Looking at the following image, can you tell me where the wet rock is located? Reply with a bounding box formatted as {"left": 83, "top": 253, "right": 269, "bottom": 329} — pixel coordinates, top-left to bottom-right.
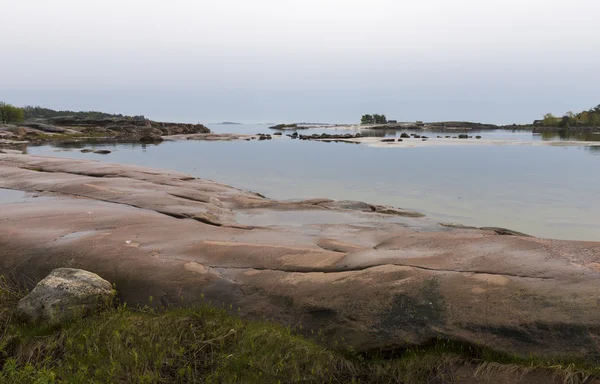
{"left": 476, "top": 136, "right": 482, "bottom": 139}
{"left": 397, "top": 138, "right": 403, "bottom": 142}
{"left": 16, "top": 268, "right": 114, "bottom": 325}
{"left": 400, "top": 133, "right": 410, "bottom": 138}
{"left": 458, "top": 134, "right": 468, "bottom": 139}
{"left": 80, "top": 149, "right": 93, "bottom": 153}
{"left": 273, "top": 132, "right": 282, "bottom": 136}
{"left": 94, "top": 150, "right": 112, "bottom": 155}
{"left": 319, "top": 200, "right": 375, "bottom": 212}
{"left": 381, "top": 138, "right": 396, "bottom": 142}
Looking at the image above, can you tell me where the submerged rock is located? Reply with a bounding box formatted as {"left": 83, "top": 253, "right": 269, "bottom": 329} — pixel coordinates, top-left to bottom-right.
{"left": 16, "top": 268, "right": 114, "bottom": 325}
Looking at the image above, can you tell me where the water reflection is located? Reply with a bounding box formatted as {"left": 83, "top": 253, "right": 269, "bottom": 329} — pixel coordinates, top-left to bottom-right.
{"left": 586, "top": 146, "right": 600, "bottom": 156}
{"left": 538, "top": 130, "right": 600, "bottom": 142}
{"left": 26, "top": 139, "right": 161, "bottom": 153}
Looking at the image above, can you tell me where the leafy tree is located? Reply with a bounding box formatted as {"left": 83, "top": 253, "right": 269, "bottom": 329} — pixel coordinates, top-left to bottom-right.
{"left": 558, "top": 115, "right": 570, "bottom": 128}
{"left": 541, "top": 107, "right": 600, "bottom": 127}
{"left": 361, "top": 114, "right": 374, "bottom": 124}
{"left": 21, "top": 105, "right": 144, "bottom": 121}
{"left": 0, "top": 102, "right": 24, "bottom": 124}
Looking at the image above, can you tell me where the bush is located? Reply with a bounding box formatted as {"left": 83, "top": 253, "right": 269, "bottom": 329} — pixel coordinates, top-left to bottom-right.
{"left": 0, "top": 102, "right": 24, "bottom": 124}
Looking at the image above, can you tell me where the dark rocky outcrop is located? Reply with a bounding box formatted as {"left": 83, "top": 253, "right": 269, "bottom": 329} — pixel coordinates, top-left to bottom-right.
{"left": 270, "top": 124, "right": 306, "bottom": 130}
{"left": 15, "top": 117, "right": 210, "bottom": 143}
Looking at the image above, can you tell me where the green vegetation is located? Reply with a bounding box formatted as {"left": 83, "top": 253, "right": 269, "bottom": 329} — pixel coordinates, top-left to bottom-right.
{"left": 21, "top": 105, "right": 145, "bottom": 121}
{"left": 0, "top": 102, "right": 24, "bottom": 124}
{"left": 541, "top": 104, "right": 600, "bottom": 128}
{"left": 361, "top": 114, "right": 387, "bottom": 124}
{"left": 0, "top": 277, "right": 598, "bottom": 383}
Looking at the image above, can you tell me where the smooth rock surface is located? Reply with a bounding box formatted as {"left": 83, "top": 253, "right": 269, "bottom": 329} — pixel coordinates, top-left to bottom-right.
{"left": 16, "top": 268, "right": 114, "bottom": 325}
{"left": 1, "top": 154, "right": 599, "bottom": 360}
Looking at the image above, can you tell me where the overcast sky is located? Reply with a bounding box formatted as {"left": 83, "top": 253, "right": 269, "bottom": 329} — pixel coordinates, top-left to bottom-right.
{"left": 2, "top": 0, "right": 599, "bottom": 124}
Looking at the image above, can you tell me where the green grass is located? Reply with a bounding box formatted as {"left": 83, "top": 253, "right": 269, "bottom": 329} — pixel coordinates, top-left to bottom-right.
{"left": 0, "top": 276, "right": 598, "bottom": 383}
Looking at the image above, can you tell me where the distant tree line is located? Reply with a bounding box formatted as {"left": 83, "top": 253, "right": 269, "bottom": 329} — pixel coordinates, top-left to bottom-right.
{"left": 21, "top": 105, "right": 145, "bottom": 121}
{"left": 541, "top": 104, "right": 600, "bottom": 128}
{"left": 361, "top": 114, "right": 387, "bottom": 124}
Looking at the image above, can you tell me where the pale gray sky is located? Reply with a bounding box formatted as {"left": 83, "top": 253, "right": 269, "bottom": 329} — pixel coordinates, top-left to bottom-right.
{"left": 2, "top": 0, "right": 599, "bottom": 123}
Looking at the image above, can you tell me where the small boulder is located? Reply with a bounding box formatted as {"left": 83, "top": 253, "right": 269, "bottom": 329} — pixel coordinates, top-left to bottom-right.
{"left": 458, "top": 134, "right": 468, "bottom": 139}
{"left": 273, "top": 132, "right": 282, "bottom": 136}
{"left": 476, "top": 136, "right": 482, "bottom": 139}
{"left": 94, "top": 150, "right": 112, "bottom": 155}
{"left": 16, "top": 268, "right": 114, "bottom": 326}
{"left": 400, "top": 133, "right": 410, "bottom": 138}
{"left": 10, "top": 126, "right": 28, "bottom": 137}
{"left": 80, "top": 149, "right": 93, "bottom": 153}
{"left": 381, "top": 138, "right": 395, "bottom": 142}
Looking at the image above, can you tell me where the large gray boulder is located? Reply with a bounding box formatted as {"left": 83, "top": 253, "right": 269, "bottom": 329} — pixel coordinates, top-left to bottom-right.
{"left": 16, "top": 268, "right": 114, "bottom": 325}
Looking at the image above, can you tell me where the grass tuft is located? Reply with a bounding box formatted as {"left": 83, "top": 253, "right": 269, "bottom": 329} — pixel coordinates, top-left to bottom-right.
{"left": 0, "top": 276, "right": 598, "bottom": 383}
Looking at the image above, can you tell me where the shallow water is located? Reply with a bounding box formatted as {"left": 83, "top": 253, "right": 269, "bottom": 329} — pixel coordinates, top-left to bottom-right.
{"left": 0, "top": 188, "right": 53, "bottom": 204}
{"left": 24, "top": 125, "right": 600, "bottom": 241}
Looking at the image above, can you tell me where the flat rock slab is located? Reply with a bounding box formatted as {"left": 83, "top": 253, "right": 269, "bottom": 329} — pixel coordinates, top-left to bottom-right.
{"left": 1, "top": 154, "right": 600, "bottom": 360}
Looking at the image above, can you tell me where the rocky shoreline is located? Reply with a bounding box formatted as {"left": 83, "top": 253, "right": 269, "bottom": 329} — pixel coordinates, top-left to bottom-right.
{"left": 1, "top": 153, "right": 599, "bottom": 361}
{"left": 0, "top": 116, "right": 210, "bottom": 146}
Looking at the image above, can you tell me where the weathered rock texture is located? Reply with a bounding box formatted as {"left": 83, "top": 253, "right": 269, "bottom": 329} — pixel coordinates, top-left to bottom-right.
{"left": 16, "top": 268, "right": 114, "bottom": 325}
{"left": 1, "top": 154, "right": 600, "bottom": 361}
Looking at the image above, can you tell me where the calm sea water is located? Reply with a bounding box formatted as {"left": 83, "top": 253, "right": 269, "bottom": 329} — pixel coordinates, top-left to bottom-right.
{"left": 23, "top": 124, "right": 600, "bottom": 241}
